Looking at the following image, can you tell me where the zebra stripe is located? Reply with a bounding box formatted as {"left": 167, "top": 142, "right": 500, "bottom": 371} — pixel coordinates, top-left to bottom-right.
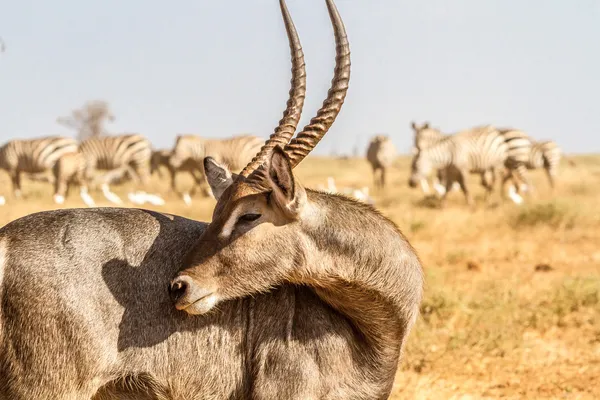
{"left": 0, "top": 136, "right": 78, "bottom": 173}
{"left": 52, "top": 134, "right": 160, "bottom": 205}
{"left": 505, "top": 140, "right": 561, "bottom": 190}
{"left": 412, "top": 123, "right": 533, "bottom": 196}
{"left": 411, "top": 124, "right": 497, "bottom": 195}
{"left": 170, "top": 134, "right": 264, "bottom": 171}
{"left": 528, "top": 140, "right": 561, "bottom": 172}
{"left": 409, "top": 126, "right": 508, "bottom": 205}
{"left": 0, "top": 136, "right": 78, "bottom": 198}
{"left": 168, "top": 134, "right": 264, "bottom": 199}
{"left": 80, "top": 134, "right": 152, "bottom": 175}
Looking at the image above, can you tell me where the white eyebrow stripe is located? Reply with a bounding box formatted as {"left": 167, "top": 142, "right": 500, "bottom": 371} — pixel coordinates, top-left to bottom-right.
{"left": 219, "top": 206, "right": 242, "bottom": 239}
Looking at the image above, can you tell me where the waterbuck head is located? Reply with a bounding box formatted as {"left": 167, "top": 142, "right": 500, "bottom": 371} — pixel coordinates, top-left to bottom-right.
{"left": 169, "top": 0, "right": 351, "bottom": 315}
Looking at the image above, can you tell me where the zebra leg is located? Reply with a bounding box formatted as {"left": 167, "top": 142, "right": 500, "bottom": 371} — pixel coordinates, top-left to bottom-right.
{"left": 189, "top": 173, "right": 209, "bottom": 199}
{"left": 197, "top": 171, "right": 212, "bottom": 197}
{"left": 10, "top": 171, "right": 22, "bottom": 199}
{"left": 101, "top": 183, "right": 123, "bottom": 205}
{"left": 53, "top": 178, "right": 68, "bottom": 205}
{"left": 371, "top": 166, "right": 378, "bottom": 189}
{"left": 168, "top": 167, "right": 193, "bottom": 205}
{"left": 507, "top": 185, "right": 524, "bottom": 205}
{"left": 500, "top": 168, "right": 515, "bottom": 200}
{"left": 433, "top": 171, "right": 446, "bottom": 196}
{"left": 544, "top": 167, "right": 556, "bottom": 190}
{"left": 456, "top": 169, "right": 474, "bottom": 207}
{"left": 79, "top": 186, "right": 96, "bottom": 207}
{"left": 439, "top": 173, "right": 456, "bottom": 207}
{"left": 481, "top": 169, "right": 496, "bottom": 203}
{"left": 513, "top": 164, "right": 532, "bottom": 196}
{"left": 420, "top": 178, "right": 431, "bottom": 195}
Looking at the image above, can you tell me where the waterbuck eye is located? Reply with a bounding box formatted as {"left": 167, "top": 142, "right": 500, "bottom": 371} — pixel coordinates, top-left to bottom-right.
{"left": 238, "top": 213, "right": 261, "bottom": 224}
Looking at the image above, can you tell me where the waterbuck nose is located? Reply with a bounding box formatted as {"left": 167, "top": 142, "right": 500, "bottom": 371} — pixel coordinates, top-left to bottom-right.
{"left": 169, "top": 275, "right": 192, "bottom": 303}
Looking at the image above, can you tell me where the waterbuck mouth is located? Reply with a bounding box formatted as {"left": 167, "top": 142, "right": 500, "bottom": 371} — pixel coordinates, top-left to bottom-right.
{"left": 169, "top": 275, "right": 218, "bottom": 315}
{"left": 177, "top": 292, "right": 218, "bottom": 316}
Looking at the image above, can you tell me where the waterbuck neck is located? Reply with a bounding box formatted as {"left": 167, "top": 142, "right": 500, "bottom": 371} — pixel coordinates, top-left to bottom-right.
{"left": 292, "top": 189, "right": 423, "bottom": 363}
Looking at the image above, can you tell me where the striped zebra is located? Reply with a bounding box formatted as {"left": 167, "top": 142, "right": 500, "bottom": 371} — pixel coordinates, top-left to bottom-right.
{"left": 408, "top": 126, "right": 509, "bottom": 206}
{"left": 496, "top": 128, "right": 533, "bottom": 194}
{"left": 53, "top": 134, "right": 164, "bottom": 205}
{"left": 410, "top": 122, "right": 495, "bottom": 196}
{"left": 0, "top": 136, "right": 77, "bottom": 201}
{"left": 411, "top": 122, "right": 533, "bottom": 202}
{"left": 52, "top": 151, "right": 96, "bottom": 206}
{"left": 365, "top": 134, "right": 397, "bottom": 189}
{"left": 503, "top": 139, "right": 561, "bottom": 192}
{"left": 168, "top": 134, "right": 264, "bottom": 203}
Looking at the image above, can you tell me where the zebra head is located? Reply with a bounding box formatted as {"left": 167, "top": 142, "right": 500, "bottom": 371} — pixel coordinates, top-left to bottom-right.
{"left": 410, "top": 121, "right": 443, "bottom": 151}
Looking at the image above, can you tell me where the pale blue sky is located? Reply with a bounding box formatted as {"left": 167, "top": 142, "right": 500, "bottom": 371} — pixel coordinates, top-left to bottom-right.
{"left": 1, "top": 0, "right": 599, "bottom": 155}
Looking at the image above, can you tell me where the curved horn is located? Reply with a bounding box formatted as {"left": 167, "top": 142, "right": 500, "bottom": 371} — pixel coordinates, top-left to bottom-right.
{"left": 240, "top": 0, "right": 307, "bottom": 177}
{"left": 284, "top": 0, "right": 350, "bottom": 168}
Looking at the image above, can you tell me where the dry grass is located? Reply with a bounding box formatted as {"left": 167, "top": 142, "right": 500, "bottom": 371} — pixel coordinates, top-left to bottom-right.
{"left": 1, "top": 155, "right": 599, "bottom": 399}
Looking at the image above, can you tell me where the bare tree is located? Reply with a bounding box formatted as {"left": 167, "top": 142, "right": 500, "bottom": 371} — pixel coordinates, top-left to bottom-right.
{"left": 58, "top": 100, "right": 115, "bottom": 141}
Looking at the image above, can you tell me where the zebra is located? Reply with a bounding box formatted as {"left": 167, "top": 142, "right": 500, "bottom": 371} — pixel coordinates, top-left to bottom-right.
{"left": 365, "top": 134, "right": 396, "bottom": 189}
{"left": 503, "top": 139, "right": 562, "bottom": 193}
{"left": 52, "top": 151, "right": 96, "bottom": 206}
{"left": 53, "top": 134, "right": 164, "bottom": 205}
{"left": 150, "top": 148, "right": 202, "bottom": 204}
{"left": 0, "top": 136, "right": 78, "bottom": 202}
{"left": 411, "top": 122, "right": 533, "bottom": 203}
{"left": 410, "top": 122, "right": 495, "bottom": 196}
{"left": 168, "top": 134, "right": 264, "bottom": 203}
{"left": 408, "top": 126, "right": 510, "bottom": 206}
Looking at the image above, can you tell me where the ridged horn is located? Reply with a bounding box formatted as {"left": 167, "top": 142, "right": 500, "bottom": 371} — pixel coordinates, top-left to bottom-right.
{"left": 239, "top": 0, "right": 307, "bottom": 177}
{"left": 283, "top": 0, "right": 350, "bottom": 168}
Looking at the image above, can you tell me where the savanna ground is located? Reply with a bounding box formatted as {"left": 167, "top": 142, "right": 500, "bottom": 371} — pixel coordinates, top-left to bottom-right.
{"left": 1, "top": 155, "right": 599, "bottom": 399}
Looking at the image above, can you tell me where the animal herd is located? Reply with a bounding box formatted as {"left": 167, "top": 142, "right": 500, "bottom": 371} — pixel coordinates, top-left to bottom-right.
{"left": 366, "top": 122, "right": 562, "bottom": 206}
{"left": 0, "top": 121, "right": 562, "bottom": 210}
{"left": 0, "top": 131, "right": 268, "bottom": 207}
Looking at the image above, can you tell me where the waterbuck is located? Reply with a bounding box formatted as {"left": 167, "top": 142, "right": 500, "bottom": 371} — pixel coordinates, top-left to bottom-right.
{"left": 0, "top": 1, "right": 423, "bottom": 399}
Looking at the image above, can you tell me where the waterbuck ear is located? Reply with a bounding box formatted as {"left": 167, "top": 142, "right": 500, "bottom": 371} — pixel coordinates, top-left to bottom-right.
{"left": 266, "top": 146, "right": 300, "bottom": 218}
{"left": 423, "top": 122, "right": 430, "bottom": 129}
{"left": 411, "top": 121, "right": 417, "bottom": 131}
{"left": 204, "top": 157, "right": 233, "bottom": 200}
